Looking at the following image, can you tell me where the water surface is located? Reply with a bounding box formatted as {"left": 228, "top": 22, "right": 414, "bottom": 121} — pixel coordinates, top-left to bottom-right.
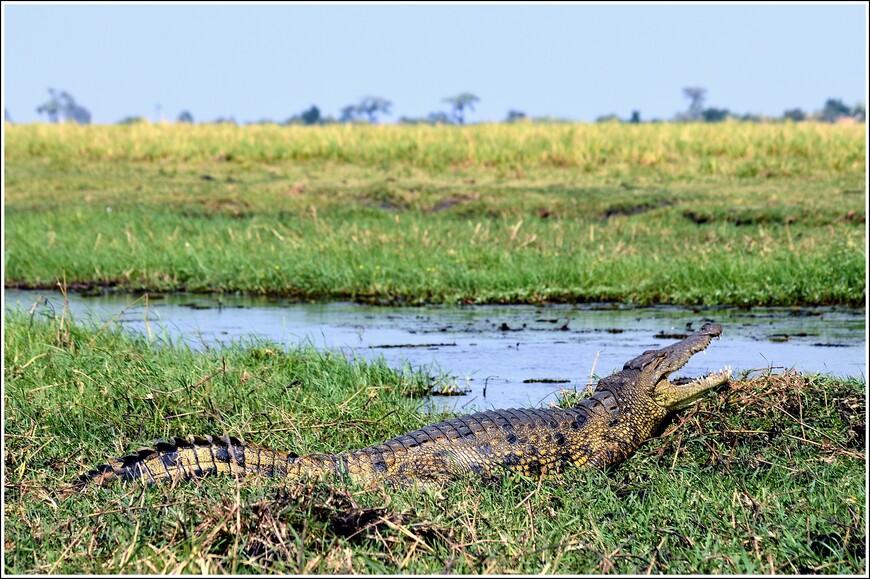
{"left": 4, "top": 289, "right": 865, "bottom": 411}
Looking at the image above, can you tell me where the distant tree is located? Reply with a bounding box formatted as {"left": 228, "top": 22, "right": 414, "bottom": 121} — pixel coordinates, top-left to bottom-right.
{"left": 531, "top": 115, "right": 571, "bottom": 124}
{"left": 505, "top": 110, "right": 527, "bottom": 122}
{"left": 69, "top": 104, "right": 91, "bottom": 124}
{"left": 359, "top": 97, "right": 392, "bottom": 123}
{"left": 177, "top": 110, "right": 194, "bottom": 123}
{"left": 37, "top": 89, "right": 91, "bottom": 124}
{"left": 285, "top": 105, "right": 322, "bottom": 126}
{"left": 37, "top": 94, "right": 62, "bottom": 123}
{"left": 629, "top": 110, "right": 641, "bottom": 124}
{"left": 427, "top": 111, "right": 452, "bottom": 125}
{"left": 213, "top": 116, "right": 237, "bottom": 124}
{"left": 738, "top": 113, "right": 763, "bottom": 123}
{"left": 117, "top": 116, "right": 148, "bottom": 125}
{"left": 339, "top": 105, "right": 358, "bottom": 123}
{"left": 819, "top": 98, "right": 851, "bottom": 123}
{"left": 701, "top": 108, "right": 730, "bottom": 123}
{"left": 444, "top": 92, "right": 479, "bottom": 124}
{"left": 595, "top": 114, "right": 621, "bottom": 123}
{"left": 681, "top": 87, "right": 707, "bottom": 121}
{"left": 340, "top": 97, "right": 392, "bottom": 123}
{"left": 852, "top": 102, "right": 866, "bottom": 122}
{"left": 397, "top": 116, "right": 424, "bottom": 125}
{"left": 4, "top": 108, "right": 12, "bottom": 123}
{"left": 782, "top": 108, "right": 806, "bottom": 122}
{"left": 300, "top": 105, "right": 321, "bottom": 125}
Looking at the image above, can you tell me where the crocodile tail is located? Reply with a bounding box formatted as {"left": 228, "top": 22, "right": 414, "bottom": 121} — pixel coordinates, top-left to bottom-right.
{"left": 74, "top": 434, "right": 293, "bottom": 490}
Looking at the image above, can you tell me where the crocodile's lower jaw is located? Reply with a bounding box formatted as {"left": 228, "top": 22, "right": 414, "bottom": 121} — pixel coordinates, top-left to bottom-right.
{"left": 677, "top": 365, "right": 733, "bottom": 387}
{"left": 667, "top": 365, "right": 732, "bottom": 409}
{"left": 704, "top": 365, "right": 733, "bottom": 386}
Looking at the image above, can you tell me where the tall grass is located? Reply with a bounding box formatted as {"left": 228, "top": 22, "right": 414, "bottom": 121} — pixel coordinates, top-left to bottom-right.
{"left": 4, "top": 122, "right": 865, "bottom": 178}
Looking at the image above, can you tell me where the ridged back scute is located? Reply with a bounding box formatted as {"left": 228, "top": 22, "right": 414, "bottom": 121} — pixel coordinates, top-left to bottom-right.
{"left": 76, "top": 434, "right": 263, "bottom": 489}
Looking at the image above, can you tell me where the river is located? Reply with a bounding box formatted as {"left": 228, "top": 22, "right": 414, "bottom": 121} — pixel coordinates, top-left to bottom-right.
{"left": 4, "top": 289, "right": 865, "bottom": 411}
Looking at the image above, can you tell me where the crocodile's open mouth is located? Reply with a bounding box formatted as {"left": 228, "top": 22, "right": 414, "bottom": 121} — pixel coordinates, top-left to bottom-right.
{"left": 647, "top": 323, "right": 733, "bottom": 409}
{"left": 668, "top": 323, "right": 731, "bottom": 386}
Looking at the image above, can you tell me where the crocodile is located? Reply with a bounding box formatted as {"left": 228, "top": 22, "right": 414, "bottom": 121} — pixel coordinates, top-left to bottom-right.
{"left": 75, "top": 323, "right": 731, "bottom": 490}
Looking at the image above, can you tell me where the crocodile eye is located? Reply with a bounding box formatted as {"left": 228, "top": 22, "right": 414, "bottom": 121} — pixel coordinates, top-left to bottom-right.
{"left": 598, "top": 392, "right": 619, "bottom": 413}
{"left": 642, "top": 351, "right": 669, "bottom": 370}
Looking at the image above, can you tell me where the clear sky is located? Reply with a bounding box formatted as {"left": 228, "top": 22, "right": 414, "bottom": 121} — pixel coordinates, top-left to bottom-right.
{"left": 2, "top": 2, "right": 867, "bottom": 124}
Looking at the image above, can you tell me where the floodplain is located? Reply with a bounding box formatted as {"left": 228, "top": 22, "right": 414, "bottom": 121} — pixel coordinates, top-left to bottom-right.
{"left": 3, "top": 122, "right": 866, "bottom": 573}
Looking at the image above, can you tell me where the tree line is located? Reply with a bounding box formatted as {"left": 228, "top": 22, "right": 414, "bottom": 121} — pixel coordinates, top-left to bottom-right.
{"left": 8, "top": 87, "right": 865, "bottom": 126}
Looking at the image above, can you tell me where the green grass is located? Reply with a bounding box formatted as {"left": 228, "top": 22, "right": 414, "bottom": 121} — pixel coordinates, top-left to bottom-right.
{"left": 4, "top": 122, "right": 866, "bottom": 306}
{"left": 4, "top": 311, "right": 865, "bottom": 574}
{"left": 4, "top": 123, "right": 865, "bottom": 573}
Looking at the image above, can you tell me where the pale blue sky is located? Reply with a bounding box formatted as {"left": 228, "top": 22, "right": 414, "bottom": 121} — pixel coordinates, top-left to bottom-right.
{"left": 2, "top": 3, "right": 867, "bottom": 124}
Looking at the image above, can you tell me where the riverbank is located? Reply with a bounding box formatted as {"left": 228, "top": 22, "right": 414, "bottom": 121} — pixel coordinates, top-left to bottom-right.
{"left": 4, "top": 123, "right": 866, "bottom": 306}
{"left": 4, "top": 312, "right": 865, "bottom": 573}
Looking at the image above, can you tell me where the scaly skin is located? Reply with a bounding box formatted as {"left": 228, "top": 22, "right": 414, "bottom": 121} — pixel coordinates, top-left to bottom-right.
{"left": 76, "top": 323, "right": 732, "bottom": 490}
